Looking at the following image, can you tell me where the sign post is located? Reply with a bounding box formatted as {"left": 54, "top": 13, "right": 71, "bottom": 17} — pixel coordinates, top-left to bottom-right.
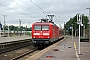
{"left": 8, "top": 25, "right": 9, "bottom": 37}
{"left": 0, "top": 23, "right": 2, "bottom": 37}
{"left": 69, "top": 25, "right": 73, "bottom": 40}
{"left": 72, "top": 25, "right": 73, "bottom": 41}
{"left": 77, "top": 14, "right": 82, "bottom": 54}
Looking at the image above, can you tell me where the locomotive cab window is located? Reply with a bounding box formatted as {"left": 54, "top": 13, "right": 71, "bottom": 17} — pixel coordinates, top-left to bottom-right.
{"left": 34, "top": 25, "right": 49, "bottom": 30}
{"left": 42, "top": 26, "right": 49, "bottom": 30}
{"left": 34, "top": 26, "right": 41, "bottom": 30}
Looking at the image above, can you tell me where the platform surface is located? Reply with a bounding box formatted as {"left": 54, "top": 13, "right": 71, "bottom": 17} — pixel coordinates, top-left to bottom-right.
{"left": 26, "top": 36, "right": 90, "bottom": 60}
{"left": 0, "top": 35, "right": 31, "bottom": 43}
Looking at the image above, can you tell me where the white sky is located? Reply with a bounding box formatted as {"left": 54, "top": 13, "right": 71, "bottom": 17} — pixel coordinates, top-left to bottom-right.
{"left": 0, "top": 0, "right": 90, "bottom": 28}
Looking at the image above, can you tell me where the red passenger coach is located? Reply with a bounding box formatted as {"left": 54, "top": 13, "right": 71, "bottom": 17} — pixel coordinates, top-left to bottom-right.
{"left": 32, "top": 19, "right": 62, "bottom": 47}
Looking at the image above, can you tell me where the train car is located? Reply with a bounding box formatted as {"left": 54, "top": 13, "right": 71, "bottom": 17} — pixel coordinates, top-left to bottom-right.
{"left": 32, "top": 19, "right": 63, "bottom": 48}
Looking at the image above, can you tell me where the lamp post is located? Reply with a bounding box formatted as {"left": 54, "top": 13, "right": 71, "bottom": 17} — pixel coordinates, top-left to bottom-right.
{"left": 0, "top": 22, "right": 1, "bottom": 37}
{"left": 2, "top": 15, "right": 7, "bottom": 36}
{"left": 64, "top": 22, "right": 66, "bottom": 35}
{"left": 86, "top": 8, "right": 90, "bottom": 42}
{"left": 69, "top": 24, "right": 73, "bottom": 40}
{"left": 74, "top": 22, "right": 77, "bottom": 36}
{"left": 19, "top": 19, "right": 22, "bottom": 36}
{"left": 72, "top": 24, "right": 73, "bottom": 41}
{"left": 83, "top": 25, "right": 85, "bottom": 37}
{"left": 28, "top": 22, "right": 30, "bottom": 28}
{"left": 8, "top": 24, "right": 9, "bottom": 37}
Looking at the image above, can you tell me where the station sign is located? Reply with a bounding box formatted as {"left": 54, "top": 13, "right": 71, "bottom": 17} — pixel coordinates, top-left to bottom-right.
{"left": 77, "top": 14, "right": 82, "bottom": 25}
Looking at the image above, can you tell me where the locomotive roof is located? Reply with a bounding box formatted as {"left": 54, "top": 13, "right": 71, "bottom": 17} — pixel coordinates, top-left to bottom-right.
{"left": 32, "top": 22, "right": 59, "bottom": 27}
{"left": 33, "top": 22, "right": 53, "bottom": 25}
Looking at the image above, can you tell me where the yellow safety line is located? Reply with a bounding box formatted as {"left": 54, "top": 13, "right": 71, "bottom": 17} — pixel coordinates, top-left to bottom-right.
{"left": 74, "top": 42, "right": 76, "bottom": 50}
{"left": 74, "top": 42, "right": 80, "bottom": 60}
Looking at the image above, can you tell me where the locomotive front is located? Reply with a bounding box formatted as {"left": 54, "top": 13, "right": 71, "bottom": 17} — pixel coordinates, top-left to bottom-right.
{"left": 32, "top": 22, "right": 52, "bottom": 47}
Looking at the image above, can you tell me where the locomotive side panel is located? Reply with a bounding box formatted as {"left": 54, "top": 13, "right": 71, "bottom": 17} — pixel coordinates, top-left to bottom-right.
{"left": 51, "top": 25, "right": 59, "bottom": 42}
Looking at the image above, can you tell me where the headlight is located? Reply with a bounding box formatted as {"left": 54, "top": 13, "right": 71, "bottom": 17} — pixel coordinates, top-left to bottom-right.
{"left": 48, "top": 37, "right": 49, "bottom": 38}
{"left": 34, "top": 37, "right": 35, "bottom": 38}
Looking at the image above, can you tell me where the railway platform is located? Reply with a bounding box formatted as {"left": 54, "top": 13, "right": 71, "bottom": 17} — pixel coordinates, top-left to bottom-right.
{"left": 0, "top": 35, "right": 32, "bottom": 53}
{"left": 26, "top": 35, "right": 90, "bottom": 60}
{"left": 0, "top": 35, "right": 31, "bottom": 43}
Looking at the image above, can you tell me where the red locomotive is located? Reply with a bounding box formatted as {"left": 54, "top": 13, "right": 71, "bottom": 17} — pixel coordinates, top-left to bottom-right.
{"left": 32, "top": 19, "right": 63, "bottom": 48}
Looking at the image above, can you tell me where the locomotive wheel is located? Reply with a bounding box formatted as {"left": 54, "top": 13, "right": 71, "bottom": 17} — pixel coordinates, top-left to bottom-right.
{"left": 49, "top": 42, "right": 51, "bottom": 46}
{"left": 38, "top": 45, "right": 43, "bottom": 49}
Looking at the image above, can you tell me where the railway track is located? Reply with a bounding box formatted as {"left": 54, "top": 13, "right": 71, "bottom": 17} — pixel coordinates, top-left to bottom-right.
{"left": 0, "top": 37, "right": 64, "bottom": 60}
{"left": 0, "top": 39, "right": 38, "bottom": 60}
{"left": 0, "top": 39, "right": 32, "bottom": 54}
{"left": 0, "top": 44, "right": 37, "bottom": 60}
{"left": 14, "top": 37, "right": 64, "bottom": 60}
{"left": 11, "top": 48, "right": 38, "bottom": 60}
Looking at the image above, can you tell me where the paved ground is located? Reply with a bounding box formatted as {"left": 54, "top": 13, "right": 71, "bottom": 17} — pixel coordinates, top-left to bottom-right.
{"left": 0, "top": 35, "right": 31, "bottom": 43}
{"left": 26, "top": 35, "right": 90, "bottom": 60}
{"left": 74, "top": 36, "right": 90, "bottom": 60}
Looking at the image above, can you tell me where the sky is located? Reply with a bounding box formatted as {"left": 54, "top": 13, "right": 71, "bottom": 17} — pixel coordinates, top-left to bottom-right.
{"left": 0, "top": 0, "right": 90, "bottom": 28}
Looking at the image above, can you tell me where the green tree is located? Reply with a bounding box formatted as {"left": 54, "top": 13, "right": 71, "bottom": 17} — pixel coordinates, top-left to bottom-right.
{"left": 65, "top": 14, "right": 89, "bottom": 36}
{"left": 9, "top": 25, "right": 15, "bottom": 30}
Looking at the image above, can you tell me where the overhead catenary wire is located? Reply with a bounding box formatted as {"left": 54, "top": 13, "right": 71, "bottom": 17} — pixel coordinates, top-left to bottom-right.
{"left": 11, "top": 0, "right": 36, "bottom": 18}
{"left": 0, "top": 4, "right": 35, "bottom": 18}
{"left": 0, "top": 0, "right": 50, "bottom": 18}
{"left": 28, "top": 0, "right": 48, "bottom": 14}
{"left": 12, "top": 0, "right": 48, "bottom": 15}
{"left": 13, "top": 0, "right": 29, "bottom": 10}
{"left": 0, "top": 4, "right": 26, "bottom": 15}
{"left": 43, "top": 0, "right": 51, "bottom": 14}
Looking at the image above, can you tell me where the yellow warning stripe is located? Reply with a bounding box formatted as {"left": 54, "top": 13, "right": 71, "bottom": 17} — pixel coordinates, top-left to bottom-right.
{"left": 74, "top": 42, "right": 80, "bottom": 60}
{"left": 74, "top": 42, "right": 76, "bottom": 50}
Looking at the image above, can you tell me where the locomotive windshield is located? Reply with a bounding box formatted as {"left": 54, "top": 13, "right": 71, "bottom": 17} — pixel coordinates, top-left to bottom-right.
{"left": 34, "top": 26, "right": 41, "bottom": 30}
{"left": 34, "top": 25, "right": 49, "bottom": 30}
{"left": 42, "top": 26, "right": 49, "bottom": 30}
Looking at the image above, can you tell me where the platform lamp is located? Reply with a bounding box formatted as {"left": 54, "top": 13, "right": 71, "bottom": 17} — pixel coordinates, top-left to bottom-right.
{"left": 86, "top": 8, "right": 90, "bottom": 42}
{"left": 2, "top": 15, "right": 7, "bottom": 37}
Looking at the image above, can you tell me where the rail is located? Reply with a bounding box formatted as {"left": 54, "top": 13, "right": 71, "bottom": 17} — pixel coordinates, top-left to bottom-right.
{"left": 0, "top": 39, "right": 32, "bottom": 54}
